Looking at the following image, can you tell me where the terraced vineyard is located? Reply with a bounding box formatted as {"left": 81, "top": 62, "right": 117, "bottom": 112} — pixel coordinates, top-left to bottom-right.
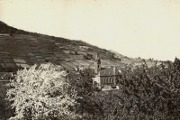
{"left": 0, "top": 21, "right": 158, "bottom": 72}
{"left": 0, "top": 33, "right": 124, "bottom": 72}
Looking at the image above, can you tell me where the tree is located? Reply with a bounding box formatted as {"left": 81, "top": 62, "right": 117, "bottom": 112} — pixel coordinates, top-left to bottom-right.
{"left": 7, "top": 63, "right": 79, "bottom": 120}
{"left": 71, "top": 58, "right": 180, "bottom": 120}
{"left": 0, "top": 81, "right": 14, "bottom": 120}
{"left": 67, "top": 68, "right": 98, "bottom": 119}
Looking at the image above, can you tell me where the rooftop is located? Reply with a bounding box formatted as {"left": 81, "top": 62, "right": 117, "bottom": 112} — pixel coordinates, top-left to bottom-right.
{"left": 99, "top": 67, "right": 121, "bottom": 77}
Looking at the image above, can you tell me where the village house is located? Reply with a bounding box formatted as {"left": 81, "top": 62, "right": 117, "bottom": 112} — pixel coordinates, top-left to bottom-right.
{"left": 92, "top": 54, "right": 121, "bottom": 91}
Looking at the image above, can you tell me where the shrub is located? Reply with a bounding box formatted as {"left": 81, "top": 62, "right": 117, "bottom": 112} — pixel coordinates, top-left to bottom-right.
{"left": 7, "top": 63, "right": 79, "bottom": 120}
{"left": 83, "top": 53, "right": 93, "bottom": 60}
{"left": 0, "top": 81, "right": 14, "bottom": 120}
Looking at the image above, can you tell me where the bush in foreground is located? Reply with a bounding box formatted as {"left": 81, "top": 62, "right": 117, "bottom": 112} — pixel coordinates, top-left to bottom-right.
{"left": 7, "top": 63, "right": 79, "bottom": 120}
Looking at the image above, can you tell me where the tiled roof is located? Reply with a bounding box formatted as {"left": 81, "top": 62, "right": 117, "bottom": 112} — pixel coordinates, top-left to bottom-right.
{"left": 99, "top": 67, "right": 121, "bottom": 77}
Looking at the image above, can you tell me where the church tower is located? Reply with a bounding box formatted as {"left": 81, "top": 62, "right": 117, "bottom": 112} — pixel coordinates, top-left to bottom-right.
{"left": 95, "top": 53, "right": 101, "bottom": 74}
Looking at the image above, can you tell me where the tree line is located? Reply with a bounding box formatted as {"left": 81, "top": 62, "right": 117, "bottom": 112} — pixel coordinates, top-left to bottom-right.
{"left": 0, "top": 58, "right": 180, "bottom": 119}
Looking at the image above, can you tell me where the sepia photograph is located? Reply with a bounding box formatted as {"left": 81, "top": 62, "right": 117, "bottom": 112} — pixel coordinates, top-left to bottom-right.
{"left": 0, "top": 0, "right": 180, "bottom": 119}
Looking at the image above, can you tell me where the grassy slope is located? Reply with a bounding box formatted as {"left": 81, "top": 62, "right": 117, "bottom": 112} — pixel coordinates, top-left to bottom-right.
{"left": 0, "top": 21, "right": 158, "bottom": 72}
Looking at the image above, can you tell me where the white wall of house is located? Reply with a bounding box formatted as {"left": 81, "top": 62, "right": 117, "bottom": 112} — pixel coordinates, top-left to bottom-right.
{"left": 92, "top": 76, "right": 100, "bottom": 86}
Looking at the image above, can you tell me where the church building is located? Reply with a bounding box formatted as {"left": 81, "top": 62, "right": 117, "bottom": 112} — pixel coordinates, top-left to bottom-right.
{"left": 92, "top": 54, "right": 121, "bottom": 90}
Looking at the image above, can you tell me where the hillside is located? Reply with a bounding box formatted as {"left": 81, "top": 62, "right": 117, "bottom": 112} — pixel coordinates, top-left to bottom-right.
{"left": 0, "top": 21, "right": 158, "bottom": 72}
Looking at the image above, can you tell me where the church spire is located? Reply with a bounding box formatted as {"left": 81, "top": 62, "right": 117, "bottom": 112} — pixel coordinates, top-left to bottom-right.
{"left": 95, "top": 53, "right": 101, "bottom": 74}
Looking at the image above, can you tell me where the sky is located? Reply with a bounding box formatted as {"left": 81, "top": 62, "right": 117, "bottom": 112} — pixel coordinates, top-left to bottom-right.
{"left": 0, "top": 0, "right": 180, "bottom": 61}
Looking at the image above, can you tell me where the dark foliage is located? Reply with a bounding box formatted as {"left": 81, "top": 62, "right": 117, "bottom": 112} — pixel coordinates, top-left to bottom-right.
{"left": 83, "top": 53, "right": 94, "bottom": 60}
{"left": 0, "top": 58, "right": 180, "bottom": 120}
{"left": 0, "top": 81, "right": 14, "bottom": 120}
{"left": 69, "top": 58, "right": 180, "bottom": 120}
